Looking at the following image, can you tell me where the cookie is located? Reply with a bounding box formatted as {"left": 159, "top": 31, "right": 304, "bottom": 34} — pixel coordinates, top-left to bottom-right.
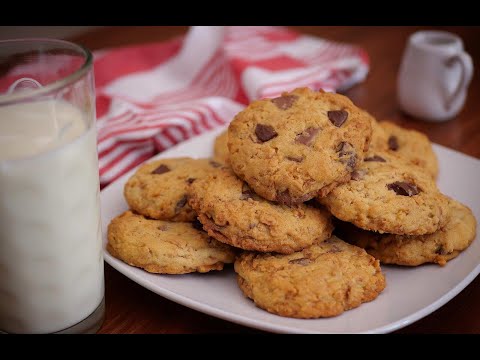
{"left": 124, "top": 157, "right": 221, "bottom": 222}
{"left": 318, "top": 151, "right": 449, "bottom": 235}
{"left": 213, "top": 130, "right": 229, "bottom": 164}
{"left": 371, "top": 120, "right": 438, "bottom": 179}
{"left": 107, "top": 211, "right": 236, "bottom": 274}
{"left": 335, "top": 197, "right": 476, "bottom": 266}
{"left": 187, "top": 166, "right": 333, "bottom": 254}
{"left": 228, "top": 87, "right": 372, "bottom": 205}
{"left": 234, "top": 236, "right": 386, "bottom": 318}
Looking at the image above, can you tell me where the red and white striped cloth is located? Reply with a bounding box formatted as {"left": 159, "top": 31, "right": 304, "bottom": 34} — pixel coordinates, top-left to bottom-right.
{"left": 94, "top": 26, "right": 369, "bottom": 186}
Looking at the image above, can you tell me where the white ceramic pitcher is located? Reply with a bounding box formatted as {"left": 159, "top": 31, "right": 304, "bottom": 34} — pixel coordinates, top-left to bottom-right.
{"left": 397, "top": 30, "right": 473, "bottom": 122}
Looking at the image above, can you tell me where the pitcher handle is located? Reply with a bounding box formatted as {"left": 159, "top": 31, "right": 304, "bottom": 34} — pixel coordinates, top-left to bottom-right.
{"left": 444, "top": 51, "right": 473, "bottom": 111}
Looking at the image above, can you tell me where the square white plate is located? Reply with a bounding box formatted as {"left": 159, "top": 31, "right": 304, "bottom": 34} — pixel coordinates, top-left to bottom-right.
{"left": 101, "top": 125, "right": 480, "bottom": 333}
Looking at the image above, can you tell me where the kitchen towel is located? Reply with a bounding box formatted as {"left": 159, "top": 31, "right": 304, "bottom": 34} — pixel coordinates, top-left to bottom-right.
{"left": 94, "top": 26, "right": 369, "bottom": 186}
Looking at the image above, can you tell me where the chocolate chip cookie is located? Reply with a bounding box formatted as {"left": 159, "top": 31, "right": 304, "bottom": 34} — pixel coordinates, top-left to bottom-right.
{"left": 124, "top": 157, "right": 219, "bottom": 222}
{"left": 213, "top": 129, "right": 229, "bottom": 164}
{"left": 371, "top": 120, "right": 439, "bottom": 179}
{"left": 336, "top": 197, "right": 476, "bottom": 266}
{"left": 318, "top": 151, "right": 449, "bottom": 235}
{"left": 107, "top": 211, "right": 236, "bottom": 274}
{"left": 234, "top": 236, "right": 386, "bottom": 318}
{"left": 228, "top": 87, "right": 372, "bottom": 205}
{"left": 187, "top": 166, "right": 333, "bottom": 254}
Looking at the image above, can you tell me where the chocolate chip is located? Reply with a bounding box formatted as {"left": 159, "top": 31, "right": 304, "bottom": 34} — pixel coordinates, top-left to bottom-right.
{"left": 286, "top": 155, "right": 304, "bottom": 162}
{"left": 151, "top": 164, "right": 170, "bottom": 175}
{"left": 276, "top": 189, "right": 314, "bottom": 205}
{"left": 388, "top": 135, "right": 399, "bottom": 151}
{"left": 271, "top": 95, "right": 298, "bottom": 110}
{"left": 209, "top": 160, "right": 222, "bottom": 168}
{"left": 336, "top": 141, "right": 357, "bottom": 171}
{"left": 295, "top": 127, "right": 320, "bottom": 146}
{"left": 336, "top": 141, "right": 353, "bottom": 156}
{"left": 192, "top": 220, "right": 204, "bottom": 231}
{"left": 241, "top": 183, "right": 255, "bottom": 200}
{"left": 276, "top": 190, "right": 294, "bottom": 206}
{"left": 346, "top": 156, "right": 356, "bottom": 169}
{"left": 328, "top": 110, "right": 348, "bottom": 127}
{"left": 255, "top": 124, "right": 278, "bottom": 143}
{"left": 351, "top": 169, "right": 367, "bottom": 181}
{"left": 435, "top": 245, "right": 444, "bottom": 255}
{"left": 387, "top": 181, "right": 420, "bottom": 196}
{"left": 435, "top": 245, "right": 450, "bottom": 255}
{"left": 175, "top": 195, "right": 188, "bottom": 213}
{"left": 186, "top": 178, "right": 196, "bottom": 184}
{"left": 288, "top": 258, "right": 312, "bottom": 266}
{"left": 364, "top": 155, "right": 386, "bottom": 162}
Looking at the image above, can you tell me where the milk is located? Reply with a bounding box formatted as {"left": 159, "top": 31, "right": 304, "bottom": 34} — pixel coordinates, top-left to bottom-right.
{"left": 0, "top": 100, "right": 104, "bottom": 333}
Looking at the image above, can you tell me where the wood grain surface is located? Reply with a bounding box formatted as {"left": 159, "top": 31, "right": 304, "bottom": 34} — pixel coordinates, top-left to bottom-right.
{"left": 71, "top": 26, "right": 480, "bottom": 334}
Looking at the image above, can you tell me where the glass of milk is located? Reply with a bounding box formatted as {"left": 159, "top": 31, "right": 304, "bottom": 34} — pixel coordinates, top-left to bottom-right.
{"left": 0, "top": 39, "right": 104, "bottom": 333}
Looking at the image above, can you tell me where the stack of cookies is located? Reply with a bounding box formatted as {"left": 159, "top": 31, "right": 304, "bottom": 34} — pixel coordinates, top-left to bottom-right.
{"left": 107, "top": 87, "right": 476, "bottom": 320}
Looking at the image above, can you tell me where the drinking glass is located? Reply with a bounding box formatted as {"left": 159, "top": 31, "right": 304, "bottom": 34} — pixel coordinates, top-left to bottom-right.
{"left": 0, "top": 39, "right": 105, "bottom": 334}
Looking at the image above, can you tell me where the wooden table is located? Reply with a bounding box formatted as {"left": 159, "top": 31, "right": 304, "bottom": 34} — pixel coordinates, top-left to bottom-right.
{"left": 71, "top": 26, "right": 480, "bottom": 334}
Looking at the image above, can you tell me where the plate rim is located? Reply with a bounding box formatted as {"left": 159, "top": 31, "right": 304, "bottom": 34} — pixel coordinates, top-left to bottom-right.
{"left": 101, "top": 126, "right": 480, "bottom": 334}
{"left": 103, "top": 249, "right": 480, "bottom": 333}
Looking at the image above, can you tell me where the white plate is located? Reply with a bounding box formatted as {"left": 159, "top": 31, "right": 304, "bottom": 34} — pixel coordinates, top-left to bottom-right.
{"left": 101, "top": 125, "right": 480, "bottom": 333}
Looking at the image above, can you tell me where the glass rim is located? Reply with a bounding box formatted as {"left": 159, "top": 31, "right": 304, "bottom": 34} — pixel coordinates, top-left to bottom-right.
{"left": 0, "top": 38, "right": 93, "bottom": 106}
